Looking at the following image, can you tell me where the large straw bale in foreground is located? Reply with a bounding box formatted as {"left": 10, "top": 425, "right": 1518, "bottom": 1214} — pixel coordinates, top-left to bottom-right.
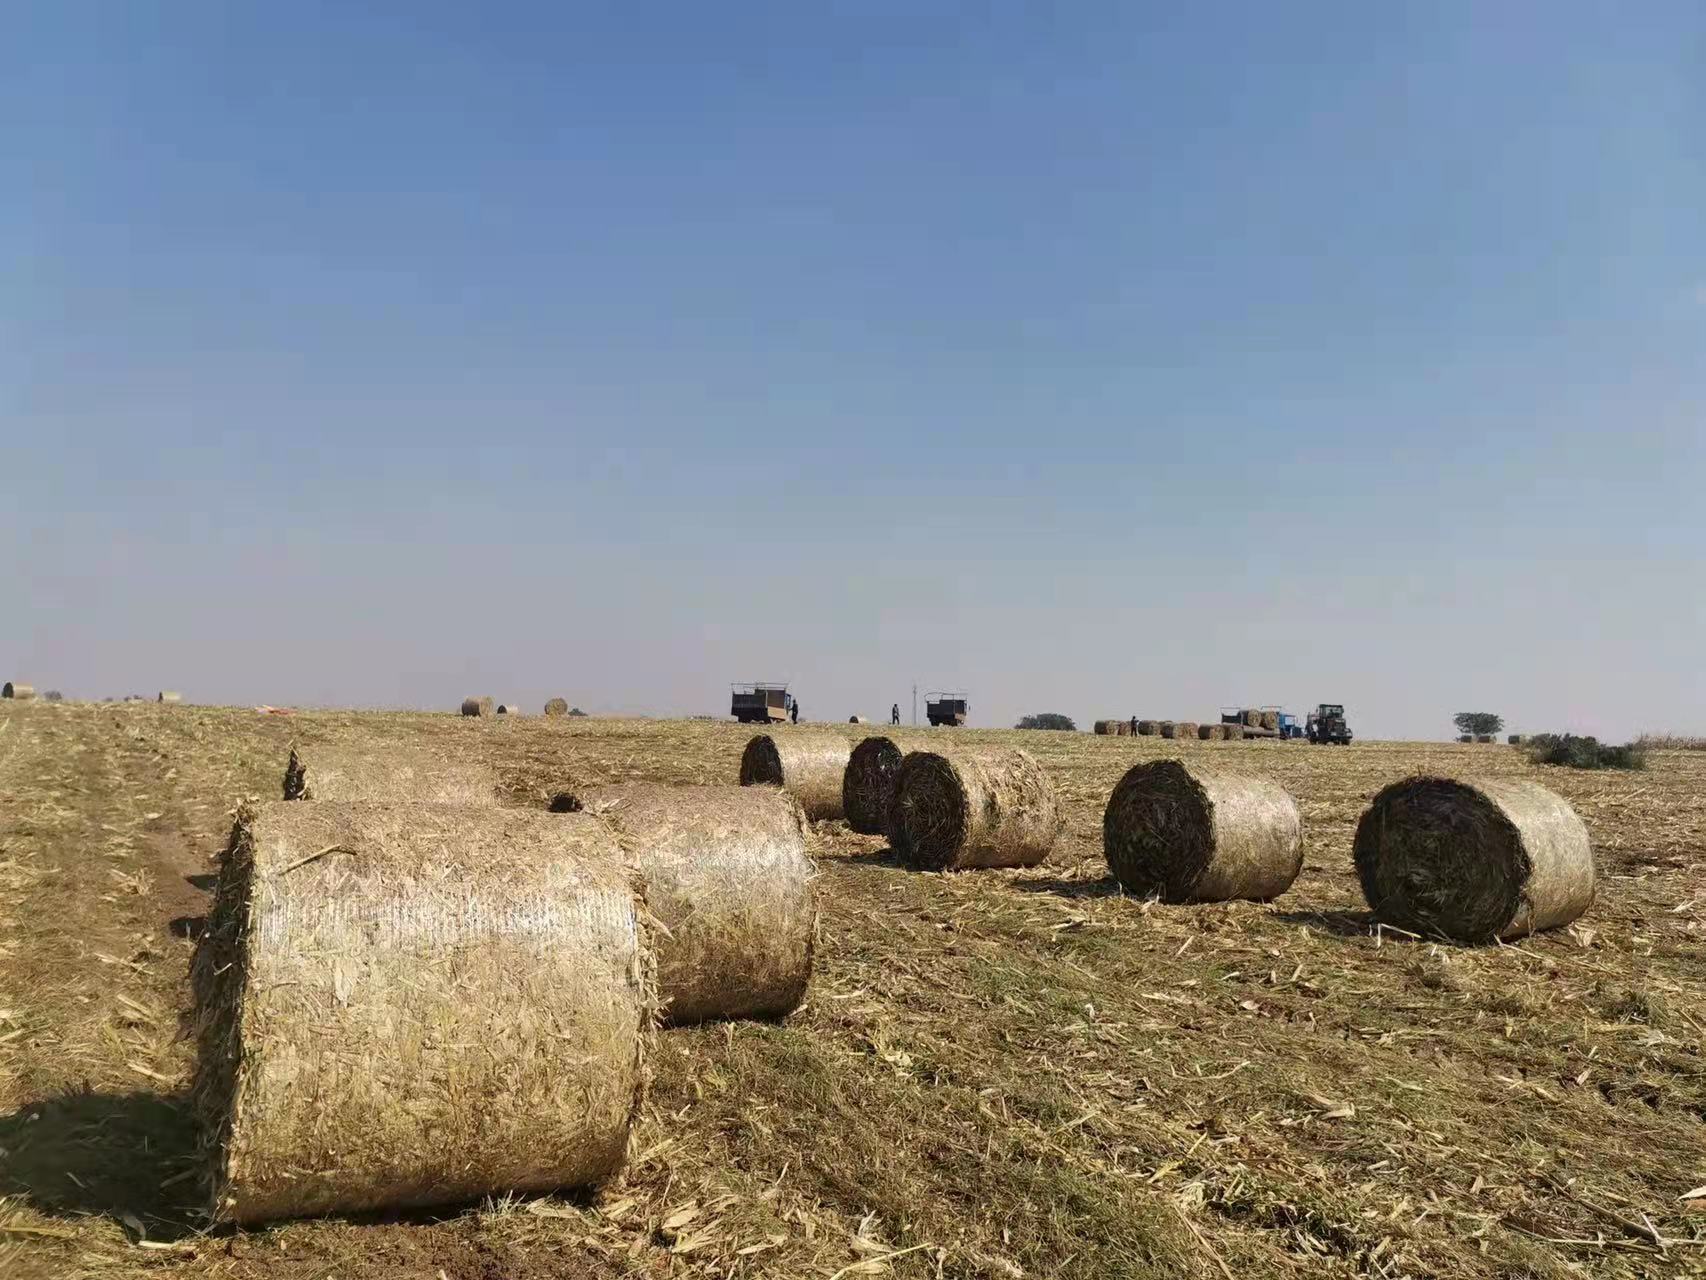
{"left": 3, "top": 682, "right": 33, "bottom": 700}
{"left": 1104, "top": 760, "right": 1302, "bottom": 902}
{"left": 739, "top": 731, "right": 849, "bottom": 820}
{"left": 888, "top": 748, "right": 1060, "bottom": 870}
{"left": 843, "top": 733, "right": 935, "bottom": 835}
{"left": 191, "top": 803, "right": 651, "bottom": 1224}
{"left": 555, "top": 783, "right": 814, "bottom": 1023}
{"left": 461, "top": 696, "right": 494, "bottom": 717}
{"left": 282, "top": 744, "right": 502, "bottom": 805}
{"left": 1353, "top": 777, "right": 1594, "bottom": 941}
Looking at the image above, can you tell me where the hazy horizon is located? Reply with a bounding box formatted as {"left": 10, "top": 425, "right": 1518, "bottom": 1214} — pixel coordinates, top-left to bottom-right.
{"left": 5, "top": 4, "right": 1702, "bottom": 742}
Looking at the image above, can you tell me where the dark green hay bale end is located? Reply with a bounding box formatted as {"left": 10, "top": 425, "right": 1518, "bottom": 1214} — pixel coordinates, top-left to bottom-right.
{"left": 1353, "top": 776, "right": 1595, "bottom": 942}
{"left": 1103, "top": 759, "right": 1302, "bottom": 903}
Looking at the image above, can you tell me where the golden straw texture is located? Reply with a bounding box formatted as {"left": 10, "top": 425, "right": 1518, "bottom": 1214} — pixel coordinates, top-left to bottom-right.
{"left": 739, "top": 731, "right": 849, "bottom": 820}
{"left": 887, "top": 748, "right": 1061, "bottom": 871}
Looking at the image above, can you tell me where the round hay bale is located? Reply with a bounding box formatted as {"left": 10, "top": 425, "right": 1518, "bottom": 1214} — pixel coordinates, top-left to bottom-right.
{"left": 3, "top": 682, "right": 35, "bottom": 700}
{"left": 1508, "top": 733, "right": 1524, "bottom": 745}
{"left": 157, "top": 690, "right": 182, "bottom": 704}
{"left": 1166, "top": 721, "right": 1198, "bottom": 740}
{"left": 1116, "top": 721, "right": 1132, "bottom": 736}
{"left": 552, "top": 783, "right": 814, "bottom": 1024}
{"left": 1259, "top": 710, "right": 1279, "bottom": 732}
{"left": 543, "top": 697, "right": 569, "bottom": 717}
{"left": 1136, "top": 720, "right": 1159, "bottom": 736}
{"left": 191, "top": 802, "right": 651, "bottom": 1224}
{"left": 842, "top": 733, "right": 935, "bottom": 835}
{"left": 1093, "top": 720, "right": 1116, "bottom": 736}
{"left": 1222, "top": 723, "right": 1245, "bottom": 741}
{"left": 1241, "top": 709, "right": 1262, "bottom": 728}
{"left": 887, "top": 747, "right": 1060, "bottom": 870}
{"left": 739, "top": 732, "right": 849, "bottom": 821}
{"left": 496, "top": 703, "right": 521, "bottom": 716}
{"left": 1158, "top": 721, "right": 1178, "bottom": 738}
{"left": 282, "top": 745, "right": 502, "bottom": 805}
{"left": 461, "top": 696, "right": 495, "bottom": 718}
{"left": 1353, "top": 777, "right": 1593, "bottom": 942}
{"left": 1456, "top": 734, "right": 1473, "bottom": 744}
{"left": 1197, "top": 724, "right": 1221, "bottom": 741}
{"left": 1103, "top": 760, "right": 1302, "bottom": 903}
{"left": 1474, "top": 734, "right": 1493, "bottom": 744}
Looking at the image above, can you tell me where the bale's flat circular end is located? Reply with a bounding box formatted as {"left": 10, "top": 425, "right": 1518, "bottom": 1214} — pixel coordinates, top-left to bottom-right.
{"left": 843, "top": 736, "right": 905, "bottom": 835}
{"left": 738, "top": 735, "right": 785, "bottom": 787}
{"left": 889, "top": 752, "right": 968, "bottom": 870}
{"left": 1353, "top": 777, "right": 1527, "bottom": 941}
{"left": 1103, "top": 760, "right": 1215, "bottom": 901}
{"left": 543, "top": 698, "right": 569, "bottom": 717}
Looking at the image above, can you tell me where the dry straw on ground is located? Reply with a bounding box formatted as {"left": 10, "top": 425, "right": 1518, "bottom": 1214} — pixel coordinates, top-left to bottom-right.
{"left": 1136, "top": 719, "right": 1158, "bottom": 736}
{"left": 3, "top": 681, "right": 33, "bottom": 700}
{"left": 887, "top": 747, "right": 1061, "bottom": 870}
{"left": 1103, "top": 759, "right": 1303, "bottom": 903}
{"left": 843, "top": 733, "right": 932, "bottom": 835}
{"left": 282, "top": 744, "right": 502, "bottom": 805}
{"left": 461, "top": 696, "right": 495, "bottom": 717}
{"left": 190, "top": 802, "right": 652, "bottom": 1224}
{"left": 739, "top": 731, "right": 849, "bottom": 820}
{"left": 1353, "top": 776, "right": 1595, "bottom": 942}
{"left": 554, "top": 783, "right": 815, "bottom": 1024}
{"left": 543, "top": 697, "right": 569, "bottom": 717}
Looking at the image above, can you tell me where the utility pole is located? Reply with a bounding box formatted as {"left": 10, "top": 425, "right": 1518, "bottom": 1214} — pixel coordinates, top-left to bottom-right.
{"left": 911, "top": 683, "right": 917, "bottom": 727}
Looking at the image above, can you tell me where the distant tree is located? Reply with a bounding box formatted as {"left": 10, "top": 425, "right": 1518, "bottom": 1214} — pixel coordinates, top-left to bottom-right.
{"left": 1016, "top": 712, "right": 1076, "bottom": 732}
{"left": 1453, "top": 711, "right": 1504, "bottom": 738}
{"left": 568, "top": 706, "right": 588, "bottom": 717}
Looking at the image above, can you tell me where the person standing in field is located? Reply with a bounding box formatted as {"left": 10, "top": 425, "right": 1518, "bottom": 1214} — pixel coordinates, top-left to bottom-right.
{"left": 1130, "top": 715, "right": 1137, "bottom": 734}
{"left": 790, "top": 699, "right": 800, "bottom": 724}
{"left": 891, "top": 703, "right": 900, "bottom": 725}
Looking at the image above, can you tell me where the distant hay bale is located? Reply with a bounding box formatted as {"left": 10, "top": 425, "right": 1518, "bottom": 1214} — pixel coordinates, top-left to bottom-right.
{"left": 1222, "top": 723, "right": 1245, "bottom": 741}
{"left": 842, "top": 734, "right": 933, "bottom": 835}
{"left": 1164, "top": 721, "right": 1198, "bottom": 740}
{"left": 551, "top": 783, "right": 814, "bottom": 1024}
{"left": 1093, "top": 720, "right": 1118, "bottom": 736}
{"left": 888, "top": 748, "right": 1060, "bottom": 870}
{"left": 544, "top": 698, "right": 569, "bottom": 717}
{"left": 158, "top": 690, "right": 182, "bottom": 704}
{"left": 1474, "top": 734, "right": 1493, "bottom": 743}
{"left": 849, "top": 715, "right": 867, "bottom": 724}
{"left": 1508, "top": 733, "right": 1524, "bottom": 745}
{"left": 1158, "top": 721, "right": 1178, "bottom": 738}
{"left": 1353, "top": 777, "right": 1594, "bottom": 941}
{"left": 1457, "top": 734, "right": 1473, "bottom": 744}
{"left": 1259, "top": 710, "right": 1279, "bottom": 732}
{"left": 739, "top": 732, "right": 849, "bottom": 821}
{"left": 496, "top": 703, "right": 521, "bottom": 716}
{"left": 1196, "top": 724, "right": 1218, "bottom": 741}
{"left": 1103, "top": 760, "right": 1303, "bottom": 903}
{"left": 1241, "top": 709, "right": 1262, "bottom": 728}
{"left": 1136, "top": 720, "right": 1159, "bottom": 736}
{"left": 1116, "top": 721, "right": 1132, "bottom": 736}
{"left": 3, "top": 682, "right": 34, "bottom": 700}
{"left": 282, "top": 745, "right": 502, "bottom": 805}
{"left": 461, "top": 696, "right": 494, "bottom": 718}
{"left": 191, "top": 803, "right": 651, "bottom": 1224}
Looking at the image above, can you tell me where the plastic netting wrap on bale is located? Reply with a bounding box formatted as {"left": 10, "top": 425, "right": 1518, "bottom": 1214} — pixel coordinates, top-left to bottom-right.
{"left": 888, "top": 747, "right": 1061, "bottom": 871}
{"left": 554, "top": 783, "right": 815, "bottom": 1024}
{"left": 1353, "top": 777, "right": 1594, "bottom": 942}
{"left": 843, "top": 734, "right": 935, "bottom": 835}
{"left": 1137, "top": 720, "right": 1159, "bottom": 736}
{"left": 190, "top": 802, "right": 652, "bottom": 1224}
{"left": 544, "top": 697, "right": 569, "bottom": 717}
{"left": 739, "top": 731, "right": 849, "bottom": 820}
{"left": 461, "top": 696, "right": 494, "bottom": 717}
{"left": 282, "top": 744, "right": 502, "bottom": 805}
{"left": 1103, "top": 759, "right": 1303, "bottom": 903}
{"left": 3, "top": 682, "right": 34, "bottom": 700}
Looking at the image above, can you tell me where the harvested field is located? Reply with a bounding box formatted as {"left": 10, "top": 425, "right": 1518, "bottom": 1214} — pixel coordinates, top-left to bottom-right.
{"left": 4, "top": 703, "right": 1706, "bottom": 1280}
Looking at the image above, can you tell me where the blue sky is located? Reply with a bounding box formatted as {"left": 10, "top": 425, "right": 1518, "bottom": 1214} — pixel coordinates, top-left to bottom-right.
{"left": 3, "top": 2, "right": 1702, "bottom": 738}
